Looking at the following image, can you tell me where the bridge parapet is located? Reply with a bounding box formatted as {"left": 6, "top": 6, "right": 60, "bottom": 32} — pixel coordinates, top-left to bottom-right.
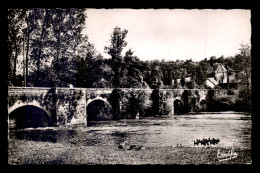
{"left": 8, "top": 87, "right": 87, "bottom": 125}
{"left": 8, "top": 87, "right": 53, "bottom": 115}
{"left": 8, "top": 87, "right": 238, "bottom": 127}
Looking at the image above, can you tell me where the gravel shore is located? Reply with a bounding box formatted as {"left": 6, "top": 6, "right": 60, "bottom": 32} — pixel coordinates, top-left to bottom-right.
{"left": 8, "top": 139, "right": 251, "bottom": 165}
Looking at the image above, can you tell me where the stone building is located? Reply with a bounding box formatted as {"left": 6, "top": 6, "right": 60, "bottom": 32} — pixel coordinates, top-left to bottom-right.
{"left": 204, "top": 63, "right": 228, "bottom": 88}
{"left": 214, "top": 63, "right": 227, "bottom": 84}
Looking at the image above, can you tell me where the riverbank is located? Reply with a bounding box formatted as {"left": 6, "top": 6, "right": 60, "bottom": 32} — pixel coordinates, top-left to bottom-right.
{"left": 8, "top": 139, "right": 251, "bottom": 165}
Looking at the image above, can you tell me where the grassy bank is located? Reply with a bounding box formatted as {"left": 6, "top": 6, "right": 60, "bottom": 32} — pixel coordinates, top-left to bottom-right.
{"left": 8, "top": 139, "right": 251, "bottom": 165}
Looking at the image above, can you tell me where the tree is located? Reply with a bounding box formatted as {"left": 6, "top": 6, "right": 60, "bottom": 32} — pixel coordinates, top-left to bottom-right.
{"left": 181, "top": 90, "right": 192, "bottom": 113}
{"left": 124, "top": 48, "right": 140, "bottom": 65}
{"left": 120, "top": 49, "right": 145, "bottom": 88}
{"left": 105, "top": 26, "right": 128, "bottom": 88}
{"left": 29, "top": 8, "right": 53, "bottom": 86}
{"left": 75, "top": 40, "right": 107, "bottom": 88}
{"left": 7, "top": 9, "right": 27, "bottom": 85}
{"left": 167, "top": 69, "right": 173, "bottom": 86}
{"left": 8, "top": 8, "right": 87, "bottom": 87}
{"left": 187, "top": 80, "right": 195, "bottom": 89}
{"left": 46, "top": 8, "right": 86, "bottom": 87}
{"left": 216, "top": 55, "right": 224, "bottom": 63}
{"left": 209, "top": 56, "right": 216, "bottom": 67}
{"left": 180, "top": 77, "right": 185, "bottom": 88}
{"left": 195, "top": 66, "right": 204, "bottom": 86}
{"left": 108, "top": 89, "right": 121, "bottom": 120}
{"left": 149, "top": 68, "right": 162, "bottom": 89}
{"left": 23, "top": 9, "right": 37, "bottom": 86}
{"left": 236, "top": 44, "right": 251, "bottom": 112}
{"left": 24, "top": 8, "right": 87, "bottom": 87}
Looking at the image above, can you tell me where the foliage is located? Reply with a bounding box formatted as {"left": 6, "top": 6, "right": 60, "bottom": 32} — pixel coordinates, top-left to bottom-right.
{"left": 181, "top": 90, "right": 192, "bottom": 113}
{"left": 208, "top": 96, "right": 236, "bottom": 112}
{"left": 195, "top": 66, "right": 204, "bottom": 86}
{"left": 151, "top": 89, "right": 160, "bottom": 116}
{"left": 75, "top": 42, "right": 109, "bottom": 88}
{"left": 180, "top": 77, "right": 185, "bottom": 87}
{"left": 8, "top": 8, "right": 87, "bottom": 87}
{"left": 108, "top": 89, "right": 121, "bottom": 120}
{"left": 149, "top": 68, "right": 163, "bottom": 89}
{"left": 124, "top": 90, "right": 152, "bottom": 118}
{"left": 235, "top": 44, "right": 251, "bottom": 112}
{"left": 8, "top": 9, "right": 251, "bottom": 97}
{"left": 7, "top": 9, "right": 27, "bottom": 85}
{"left": 105, "top": 27, "right": 128, "bottom": 88}
{"left": 186, "top": 80, "right": 195, "bottom": 89}
{"left": 120, "top": 49, "right": 144, "bottom": 88}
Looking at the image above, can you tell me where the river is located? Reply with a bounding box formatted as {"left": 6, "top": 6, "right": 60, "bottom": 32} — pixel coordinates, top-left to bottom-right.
{"left": 9, "top": 112, "right": 251, "bottom": 149}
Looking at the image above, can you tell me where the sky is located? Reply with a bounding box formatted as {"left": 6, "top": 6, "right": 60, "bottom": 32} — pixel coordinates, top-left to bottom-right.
{"left": 84, "top": 9, "right": 251, "bottom": 62}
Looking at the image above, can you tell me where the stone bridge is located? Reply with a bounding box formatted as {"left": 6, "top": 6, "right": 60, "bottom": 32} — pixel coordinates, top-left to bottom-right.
{"left": 8, "top": 87, "right": 234, "bottom": 129}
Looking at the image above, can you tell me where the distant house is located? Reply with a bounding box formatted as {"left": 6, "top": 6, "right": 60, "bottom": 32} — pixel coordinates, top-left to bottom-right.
{"left": 204, "top": 63, "right": 228, "bottom": 88}
{"left": 204, "top": 79, "right": 215, "bottom": 89}
{"left": 184, "top": 77, "right": 191, "bottom": 82}
{"left": 204, "top": 77, "right": 218, "bottom": 89}
{"left": 172, "top": 77, "right": 192, "bottom": 88}
{"left": 218, "top": 72, "right": 242, "bottom": 89}
{"left": 214, "top": 63, "right": 227, "bottom": 84}
{"left": 172, "top": 79, "right": 181, "bottom": 87}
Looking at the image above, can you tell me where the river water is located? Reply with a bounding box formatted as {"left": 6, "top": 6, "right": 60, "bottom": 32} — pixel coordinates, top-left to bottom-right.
{"left": 9, "top": 112, "right": 251, "bottom": 148}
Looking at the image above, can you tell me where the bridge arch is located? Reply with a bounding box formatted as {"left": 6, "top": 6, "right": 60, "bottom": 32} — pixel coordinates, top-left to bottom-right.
{"left": 86, "top": 97, "right": 109, "bottom": 108}
{"left": 86, "top": 99, "right": 112, "bottom": 121}
{"left": 8, "top": 100, "right": 51, "bottom": 118}
{"left": 9, "top": 105, "right": 52, "bottom": 129}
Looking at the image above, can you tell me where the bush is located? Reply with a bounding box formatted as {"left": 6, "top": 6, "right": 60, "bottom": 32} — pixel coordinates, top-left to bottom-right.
{"left": 207, "top": 96, "right": 235, "bottom": 112}
{"left": 122, "top": 90, "right": 152, "bottom": 118}
{"left": 236, "top": 88, "right": 251, "bottom": 112}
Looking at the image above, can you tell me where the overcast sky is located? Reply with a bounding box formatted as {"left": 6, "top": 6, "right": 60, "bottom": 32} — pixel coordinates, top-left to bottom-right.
{"left": 83, "top": 9, "right": 251, "bottom": 62}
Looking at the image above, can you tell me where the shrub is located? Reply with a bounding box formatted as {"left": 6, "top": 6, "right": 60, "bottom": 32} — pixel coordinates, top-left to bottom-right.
{"left": 208, "top": 96, "right": 235, "bottom": 112}
{"left": 124, "top": 90, "right": 152, "bottom": 118}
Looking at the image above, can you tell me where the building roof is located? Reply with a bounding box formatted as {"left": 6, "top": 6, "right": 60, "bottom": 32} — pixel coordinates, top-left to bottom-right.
{"left": 204, "top": 79, "right": 215, "bottom": 89}
{"left": 207, "top": 77, "right": 218, "bottom": 85}
{"left": 214, "top": 63, "right": 227, "bottom": 73}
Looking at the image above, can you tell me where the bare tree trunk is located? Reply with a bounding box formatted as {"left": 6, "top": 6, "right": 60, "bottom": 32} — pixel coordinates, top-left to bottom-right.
{"left": 36, "top": 12, "right": 47, "bottom": 86}
{"left": 23, "top": 34, "right": 26, "bottom": 86}
{"left": 227, "top": 70, "right": 229, "bottom": 90}
{"left": 25, "top": 10, "right": 31, "bottom": 87}
{"left": 37, "top": 48, "right": 41, "bottom": 75}
{"left": 13, "top": 42, "right": 18, "bottom": 86}
{"left": 25, "top": 33, "right": 29, "bottom": 86}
